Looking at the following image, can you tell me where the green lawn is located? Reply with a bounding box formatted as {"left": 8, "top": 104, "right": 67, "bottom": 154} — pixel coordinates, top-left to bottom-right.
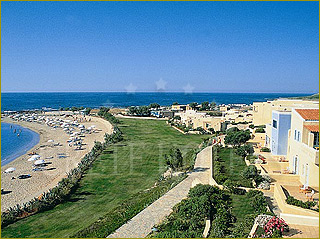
{"left": 214, "top": 147, "right": 252, "bottom": 187}
{"left": 231, "top": 194, "right": 256, "bottom": 223}
{"left": 2, "top": 119, "right": 207, "bottom": 238}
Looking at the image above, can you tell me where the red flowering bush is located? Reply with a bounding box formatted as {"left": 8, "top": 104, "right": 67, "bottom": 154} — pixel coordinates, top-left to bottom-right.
{"left": 263, "top": 216, "right": 289, "bottom": 238}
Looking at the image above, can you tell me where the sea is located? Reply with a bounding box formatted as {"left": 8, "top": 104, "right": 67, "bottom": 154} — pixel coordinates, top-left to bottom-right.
{"left": 1, "top": 92, "right": 310, "bottom": 112}
{"left": 0, "top": 92, "right": 310, "bottom": 165}
{"left": 1, "top": 122, "right": 40, "bottom": 166}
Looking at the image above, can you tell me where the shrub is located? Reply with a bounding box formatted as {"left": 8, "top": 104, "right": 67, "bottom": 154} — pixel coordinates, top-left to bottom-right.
{"left": 213, "top": 162, "right": 228, "bottom": 184}
{"left": 246, "top": 190, "right": 268, "bottom": 214}
{"left": 208, "top": 128, "right": 215, "bottom": 134}
{"left": 255, "top": 128, "right": 265, "bottom": 133}
{"left": 151, "top": 185, "right": 232, "bottom": 238}
{"left": 210, "top": 207, "right": 235, "bottom": 237}
{"left": 241, "top": 165, "right": 259, "bottom": 180}
{"left": 235, "top": 145, "right": 254, "bottom": 158}
{"left": 230, "top": 214, "right": 257, "bottom": 238}
{"left": 286, "top": 196, "right": 317, "bottom": 210}
{"left": 164, "top": 147, "right": 183, "bottom": 171}
{"left": 98, "top": 107, "right": 120, "bottom": 124}
{"left": 261, "top": 147, "right": 271, "bottom": 152}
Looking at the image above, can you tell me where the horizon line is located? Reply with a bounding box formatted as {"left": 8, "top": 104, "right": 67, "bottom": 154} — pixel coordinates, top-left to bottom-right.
{"left": 1, "top": 91, "right": 318, "bottom": 94}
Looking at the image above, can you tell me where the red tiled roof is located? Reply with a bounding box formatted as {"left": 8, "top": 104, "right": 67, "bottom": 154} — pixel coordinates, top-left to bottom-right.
{"left": 304, "top": 125, "right": 319, "bottom": 132}
{"left": 296, "top": 109, "right": 319, "bottom": 120}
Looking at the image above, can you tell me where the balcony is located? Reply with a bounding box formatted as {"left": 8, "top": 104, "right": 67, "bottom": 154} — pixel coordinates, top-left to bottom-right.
{"left": 301, "top": 142, "right": 319, "bottom": 166}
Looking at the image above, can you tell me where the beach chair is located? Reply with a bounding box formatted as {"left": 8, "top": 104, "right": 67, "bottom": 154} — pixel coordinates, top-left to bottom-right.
{"left": 306, "top": 190, "right": 315, "bottom": 201}
{"left": 299, "top": 185, "right": 311, "bottom": 193}
{"left": 282, "top": 167, "right": 291, "bottom": 174}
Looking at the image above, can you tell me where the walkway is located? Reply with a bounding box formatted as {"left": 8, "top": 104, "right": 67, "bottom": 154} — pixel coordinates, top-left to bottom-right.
{"left": 284, "top": 224, "right": 319, "bottom": 238}
{"left": 107, "top": 146, "right": 212, "bottom": 238}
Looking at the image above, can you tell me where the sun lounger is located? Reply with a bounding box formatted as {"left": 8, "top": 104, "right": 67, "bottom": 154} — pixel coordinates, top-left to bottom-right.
{"left": 299, "top": 185, "right": 311, "bottom": 193}
{"left": 18, "top": 174, "right": 32, "bottom": 179}
{"left": 306, "top": 190, "right": 315, "bottom": 201}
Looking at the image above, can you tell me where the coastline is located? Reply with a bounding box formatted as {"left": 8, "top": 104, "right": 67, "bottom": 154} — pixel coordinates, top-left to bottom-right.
{"left": 1, "top": 116, "right": 113, "bottom": 211}
{"left": 1, "top": 122, "right": 40, "bottom": 166}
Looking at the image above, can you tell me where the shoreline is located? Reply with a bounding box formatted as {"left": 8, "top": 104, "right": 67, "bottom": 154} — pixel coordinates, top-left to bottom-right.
{"left": 1, "top": 122, "right": 40, "bottom": 166}
{"left": 1, "top": 115, "right": 113, "bottom": 211}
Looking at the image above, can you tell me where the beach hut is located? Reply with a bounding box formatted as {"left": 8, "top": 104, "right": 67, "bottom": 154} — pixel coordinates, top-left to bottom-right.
{"left": 4, "top": 167, "right": 16, "bottom": 173}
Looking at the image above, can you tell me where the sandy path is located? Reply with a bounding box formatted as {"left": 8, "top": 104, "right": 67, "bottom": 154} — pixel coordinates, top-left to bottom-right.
{"left": 1, "top": 116, "right": 113, "bottom": 211}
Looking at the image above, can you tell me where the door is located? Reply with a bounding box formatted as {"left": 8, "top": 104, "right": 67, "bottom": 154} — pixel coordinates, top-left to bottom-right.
{"left": 293, "top": 156, "right": 299, "bottom": 174}
{"left": 305, "top": 163, "right": 309, "bottom": 186}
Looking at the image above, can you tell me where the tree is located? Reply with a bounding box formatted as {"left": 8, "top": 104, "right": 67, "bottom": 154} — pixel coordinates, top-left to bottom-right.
{"left": 235, "top": 147, "right": 247, "bottom": 158}
{"left": 165, "top": 147, "right": 183, "bottom": 170}
{"left": 226, "top": 127, "right": 239, "bottom": 134}
{"left": 84, "top": 108, "right": 91, "bottom": 115}
{"left": 208, "top": 128, "right": 215, "bottom": 134}
{"left": 98, "top": 107, "right": 110, "bottom": 115}
{"left": 225, "top": 130, "right": 251, "bottom": 147}
{"left": 128, "top": 106, "right": 151, "bottom": 116}
{"left": 172, "top": 102, "right": 179, "bottom": 105}
{"left": 149, "top": 103, "right": 160, "bottom": 109}
{"left": 235, "top": 144, "right": 254, "bottom": 158}
{"left": 210, "top": 102, "right": 217, "bottom": 110}
{"left": 71, "top": 106, "right": 78, "bottom": 112}
{"left": 128, "top": 106, "right": 137, "bottom": 115}
{"left": 200, "top": 101, "right": 210, "bottom": 111}
{"left": 189, "top": 102, "right": 198, "bottom": 110}
{"left": 243, "top": 144, "right": 254, "bottom": 155}
{"left": 241, "top": 165, "right": 259, "bottom": 180}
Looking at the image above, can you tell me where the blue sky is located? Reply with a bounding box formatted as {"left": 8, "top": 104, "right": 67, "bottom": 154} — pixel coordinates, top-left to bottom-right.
{"left": 1, "top": 1, "right": 319, "bottom": 93}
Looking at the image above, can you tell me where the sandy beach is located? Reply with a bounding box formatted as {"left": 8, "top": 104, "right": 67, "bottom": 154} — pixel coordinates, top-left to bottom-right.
{"left": 1, "top": 115, "right": 113, "bottom": 211}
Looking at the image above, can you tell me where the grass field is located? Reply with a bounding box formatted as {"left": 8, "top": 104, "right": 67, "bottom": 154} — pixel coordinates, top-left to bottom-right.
{"left": 2, "top": 118, "right": 207, "bottom": 238}
{"left": 231, "top": 194, "right": 256, "bottom": 223}
{"left": 215, "top": 147, "right": 252, "bottom": 187}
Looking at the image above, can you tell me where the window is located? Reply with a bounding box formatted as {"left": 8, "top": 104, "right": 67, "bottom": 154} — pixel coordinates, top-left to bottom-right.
{"left": 294, "top": 130, "right": 301, "bottom": 142}
{"left": 313, "top": 132, "right": 319, "bottom": 149}
{"left": 272, "top": 120, "right": 277, "bottom": 129}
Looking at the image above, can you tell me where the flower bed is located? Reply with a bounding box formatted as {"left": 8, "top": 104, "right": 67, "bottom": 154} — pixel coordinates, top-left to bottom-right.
{"left": 253, "top": 216, "right": 289, "bottom": 238}
{"left": 286, "top": 196, "right": 318, "bottom": 211}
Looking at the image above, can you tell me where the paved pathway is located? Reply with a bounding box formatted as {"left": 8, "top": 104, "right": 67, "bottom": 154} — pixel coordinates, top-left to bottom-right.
{"left": 107, "top": 146, "right": 212, "bottom": 238}
{"left": 283, "top": 224, "right": 319, "bottom": 238}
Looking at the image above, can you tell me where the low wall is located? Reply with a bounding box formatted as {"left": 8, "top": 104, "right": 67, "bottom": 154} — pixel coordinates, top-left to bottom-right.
{"left": 171, "top": 125, "right": 186, "bottom": 134}
{"left": 280, "top": 213, "right": 319, "bottom": 226}
{"left": 274, "top": 183, "right": 319, "bottom": 219}
{"left": 202, "top": 219, "right": 211, "bottom": 238}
